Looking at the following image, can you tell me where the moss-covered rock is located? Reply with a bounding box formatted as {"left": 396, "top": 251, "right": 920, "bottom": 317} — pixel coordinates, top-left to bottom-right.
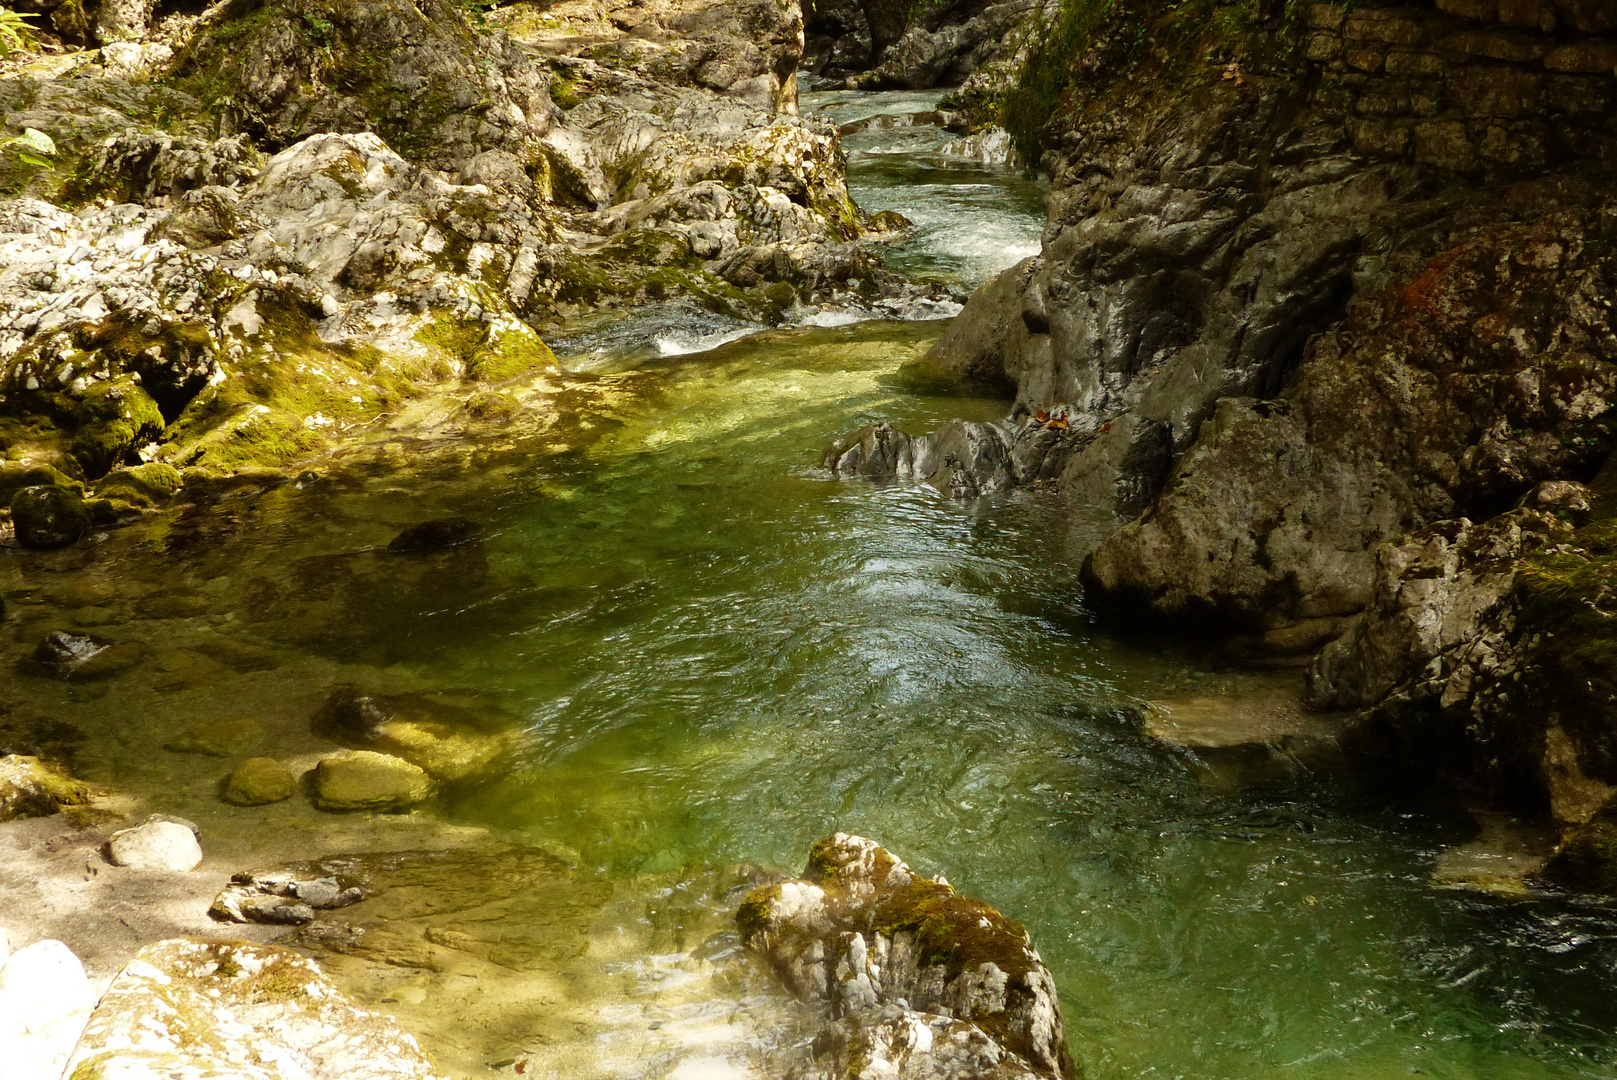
{"left": 70, "top": 376, "right": 165, "bottom": 478}
{"left": 164, "top": 717, "right": 265, "bottom": 757}
{"left": 0, "top": 754, "right": 92, "bottom": 821}
{"left": 222, "top": 757, "right": 298, "bottom": 806}
{"left": 11, "top": 484, "right": 91, "bottom": 549}
{"left": 94, "top": 462, "right": 183, "bottom": 507}
{"left": 312, "top": 750, "right": 436, "bottom": 811}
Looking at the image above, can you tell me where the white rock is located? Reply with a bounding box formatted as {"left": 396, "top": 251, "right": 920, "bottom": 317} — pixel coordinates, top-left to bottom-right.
{"left": 0, "top": 926, "right": 9, "bottom": 966}
{"left": 107, "top": 820, "right": 202, "bottom": 871}
{"left": 0, "top": 939, "right": 96, "bottom": 1080}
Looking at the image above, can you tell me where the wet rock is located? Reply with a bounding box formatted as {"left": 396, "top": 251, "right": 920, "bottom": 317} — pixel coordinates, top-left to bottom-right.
{"left": 820, "top": 419, "right": 1020, "bottom": 497}
{"left": 27, "top": 630, "right": 147, "bottom": 680}
{"left": 94, "top": 462, "right": 183, "bottom": 507}
{"left": 211, "top": 865, "right": 367, "bottom": 924}
{"left": 70, "top": 375, "right": 165, "bottom": 479}
{"left": 388, "top": 516, "right": 485, "bottom": 553}
{"left": 739, "top": 833, "right": 1075, "bottom": 1080}
{"left": 11, "top": 485, "right": 90, "bottom": 549}
{"left": 313, "top": 750, "right": 436, "bottom": 811}
{"left": 108, "top": 818, "right": 203, "bottom": 871}
{"left": 314, "top": 689, "right": 519, "bottom": 782}
{"left": 1430, "top": 810, "right": 1555, "bottom": 898}
{"left": 164, "top": 717, "right": 264, "bottom": 757}
{"left": 0, "top": 463, "right": 84, "bottom": 507}
{"left": 0, "top": 939, "right": 95, "bottom": 1080}
{"left": 63, "top": 938, "right": 447, "bottom": 1079}
{"left": 223, "top": 757, "right": 298, "bottom": 806}
{"left": 0, "top": 754, "right": 91, "bottom": 820}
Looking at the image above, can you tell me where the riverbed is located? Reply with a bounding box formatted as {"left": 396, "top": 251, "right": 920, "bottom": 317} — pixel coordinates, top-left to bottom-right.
{"left": 3, "top": 91, "right": 1616, "bottom": 1080}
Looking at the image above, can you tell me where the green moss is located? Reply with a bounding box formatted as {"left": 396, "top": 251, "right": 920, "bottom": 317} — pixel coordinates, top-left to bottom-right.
{"left": 95, "top": 462, "right": 183, "bottom": 507}
{"left": 71, "top": 376, "right": 166, "bottom": 479}
{"left": 415, "top": 313, "right": 558, "bottom": 383}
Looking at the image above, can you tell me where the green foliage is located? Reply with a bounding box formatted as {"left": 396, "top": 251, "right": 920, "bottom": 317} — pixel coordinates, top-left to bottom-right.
{"left": 995, "top": 0, "right": 1311, "bottom": 171}
{"left": 1, "top": 126, "right": 55, "bottom": 169}
{"left": 0, "top": 6, "right": 37, "bottom": 56}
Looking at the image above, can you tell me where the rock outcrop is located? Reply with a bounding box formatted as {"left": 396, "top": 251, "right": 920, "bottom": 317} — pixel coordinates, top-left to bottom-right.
{"left": 740, "top": 833, "right": 1075, "bottom": 1080}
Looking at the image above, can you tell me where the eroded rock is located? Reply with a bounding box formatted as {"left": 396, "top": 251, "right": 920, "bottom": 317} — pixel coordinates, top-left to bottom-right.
{"left": 739, "top": 833, "right": 1075, "bottom": 1080}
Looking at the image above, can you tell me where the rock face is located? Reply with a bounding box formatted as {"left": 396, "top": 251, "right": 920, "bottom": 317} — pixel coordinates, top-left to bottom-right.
{"left": 739, "top": 833, "right": 1075, "bottom": 1080}
{"left": 0, "top": 938, "right": 96, "bottom": 1080}
{"left": 63, "top": 938, "right": 446, "bottom": 1080}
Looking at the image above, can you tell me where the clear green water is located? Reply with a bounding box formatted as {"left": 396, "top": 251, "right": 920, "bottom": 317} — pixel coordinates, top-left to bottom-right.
{"left": 8, "top": 101, "right": 1617, "bottom": 1080}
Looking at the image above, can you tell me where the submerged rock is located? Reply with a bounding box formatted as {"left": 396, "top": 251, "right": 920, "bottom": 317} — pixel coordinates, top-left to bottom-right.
{"left": 313, "top": 750, "right": 436, "bottom": 811}
{"left": 223, "top": 757, "right": 298, "bottom": 806}
{"left": 314, "top": 688, "right": 519, "bottom": 782}
{"left": 63, "top": 938, "right": 446, "bottom": 1080}
{"left": 739, "top": 833, "right": 1075, "bottom": 1080}
{"left": 163, "top": 716, "right": 265, "bottom": 757}
{"left": 387, "top": 516, "right": 485, "bottom": 553}
{"left": 27, "top": 630, "right": 147, "bottom": 680}
{"left": 108, "top": 818, "right": 203, "bottom": 871}
{"left": 0, "top": 755, "right": 91, "bottom": 821}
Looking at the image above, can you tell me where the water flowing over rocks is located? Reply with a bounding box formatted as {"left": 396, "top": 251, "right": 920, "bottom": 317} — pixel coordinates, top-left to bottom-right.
{"left": 739, "top": 833, "right": 1075, "bottom": 1080}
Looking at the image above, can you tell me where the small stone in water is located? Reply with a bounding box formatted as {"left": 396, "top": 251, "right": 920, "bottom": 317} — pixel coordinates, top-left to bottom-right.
{"left": 387, "top": 516, "right": 484, "bottom": 553}
{"left": 222, "top": 757, "right": 296, "bottom": 805}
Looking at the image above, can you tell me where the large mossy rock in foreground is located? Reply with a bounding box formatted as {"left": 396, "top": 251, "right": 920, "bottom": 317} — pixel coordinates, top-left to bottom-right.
{"left": 63, "top": 938, "right": 446, "bottom": 1079}
{"left": 739, "top": 833, "right": 1076, "bottom": 1080}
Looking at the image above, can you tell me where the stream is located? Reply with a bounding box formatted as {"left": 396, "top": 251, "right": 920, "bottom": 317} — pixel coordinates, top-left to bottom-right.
{"left": 5, "top": 91, "right": 1617, "bottom": 1080}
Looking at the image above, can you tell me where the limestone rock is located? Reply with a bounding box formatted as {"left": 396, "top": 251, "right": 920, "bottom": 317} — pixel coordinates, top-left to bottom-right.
{"left": 108, "top": 818, "right": 203, "bottom": 871}
{"left": 63, "top": 938, "right": 447, "bottom": 1079}
{"left": 11, "top": 484, "right": 90, "bottom": 549}
{"left": 210, "top": 865, "right": 367, "bottom": 924}
{"left": 223, "top": 757, "right": 298, "bottom": 806}
{"left": 28, "top": 630, "right": 147, "bottom": 680}
{"left": 0, "top": 754, "right": 91, "bottom": 821}
{"left": 0, "top": 939, "right": 95, "bottom": 1080}
{"left": 739, "top": 833, "right": 1075, "bottom": 1080}
{"left": 313, "top": 750, "right": 436, "bottom": 811}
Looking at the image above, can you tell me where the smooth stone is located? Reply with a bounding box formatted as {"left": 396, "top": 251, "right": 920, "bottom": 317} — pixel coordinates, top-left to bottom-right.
{"left": 223, "top": 757, "right": 297, "bottom": 805}
{"left": 164, "top": 717, "right": 264, "bottom": 757}
{"left": 0, "top": 939, "right": 95, "bottom": 1080}
{"left": 29, "top": 630, "right": 147, "bottom": 681}
{"left": 312, "top": 751, "right": 435, "bottom": 812}
{"left": 11, "top": 485, "right": 90, "bottom": 549}
{"left": 108, "top": 820, "right": 203, "bottom": 871}
{"left": 62, "top": 939, "right": 446, "bottom": 1080}
{"left": 387, "top": 516, "right": 484, "bottom": 553}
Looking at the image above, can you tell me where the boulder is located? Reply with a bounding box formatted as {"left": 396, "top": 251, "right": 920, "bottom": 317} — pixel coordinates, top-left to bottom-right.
{"left": 63, "top": 938, "right": 447, "bottom": 1079}
{"left": 94, "top": 462, "right": 183, "bottom": 507}
{"left": 70, "top": 376, "right": 165, "bottom": 478}
{"left": 11, "top": 484, "right": 90, "bottom": 549}
{"left": 739, "top": 833, "right": 1075, "bottom": 1080}
{"left": 0, "top": 755, "right": 91, "bottom": 821}
{"left": 312, "top": 751, "right": 436, "bottom": 811}
{"left": 107, "top": 819, "right": 203, "bottom": 871}
{"left": 0, "top": 939, "right": 95, "bottom": 1080}
{"left": 223, "top": 757, "right": 298, "bottom": 806}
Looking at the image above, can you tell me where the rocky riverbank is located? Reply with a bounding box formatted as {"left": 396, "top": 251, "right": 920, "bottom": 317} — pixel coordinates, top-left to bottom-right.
{"left": 823, "top": 0, "right": 1617, "bottom": 892}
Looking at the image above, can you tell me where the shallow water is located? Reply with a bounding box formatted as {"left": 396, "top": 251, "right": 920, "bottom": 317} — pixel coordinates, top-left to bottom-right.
{"left": 5, "top": 92, "right": 1617, "bottom": 1080}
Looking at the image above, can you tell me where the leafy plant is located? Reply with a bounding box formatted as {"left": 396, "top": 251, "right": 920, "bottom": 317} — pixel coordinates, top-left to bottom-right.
{"left": 0, "top": 6, "right": 39, "bottom": 57}
{"left": 2, "top": 126, "right": 55, "bottom": 168}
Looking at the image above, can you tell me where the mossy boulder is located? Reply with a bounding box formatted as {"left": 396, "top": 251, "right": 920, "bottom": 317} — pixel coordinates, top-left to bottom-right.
{"left": 11, "top": 485, "right": 91, "bottom": 549}
{"left": 70, "top": 377, "right": 166, "bottom": 479}
{"left": 0, "top": 754, "right": 91, "bottom": 820}
{"left": 222, "top": 757, "right": 298, "bottom": 806}
{"left": 312, "top": 750, "right": 436, "bottom": 811}
{"left": 94, "top": 463, "right": 183, "bottom": 507}
{"left": 0, "top": 463, "right": 84, "bottom": 506}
